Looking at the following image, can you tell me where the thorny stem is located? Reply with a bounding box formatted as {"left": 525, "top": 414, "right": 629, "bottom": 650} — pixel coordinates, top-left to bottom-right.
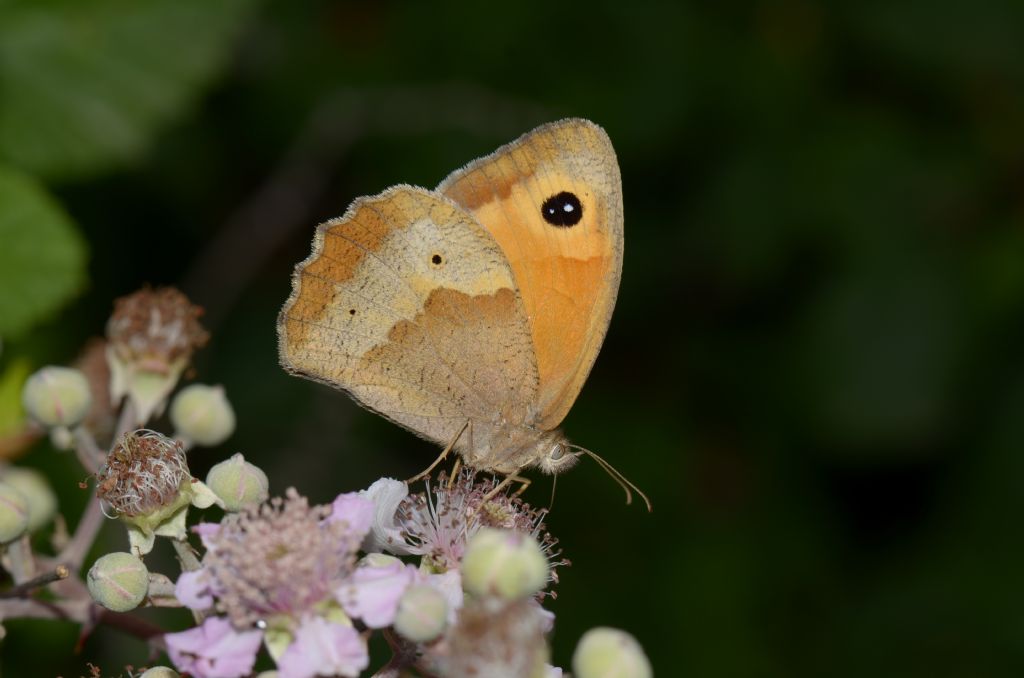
{"left": 0, "top": 565, "right": 69, "bottom": 599}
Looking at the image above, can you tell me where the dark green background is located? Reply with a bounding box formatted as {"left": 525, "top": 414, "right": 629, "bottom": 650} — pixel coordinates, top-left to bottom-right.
{"left": 4, "top": 0, "right": 1024, "bottom": 675}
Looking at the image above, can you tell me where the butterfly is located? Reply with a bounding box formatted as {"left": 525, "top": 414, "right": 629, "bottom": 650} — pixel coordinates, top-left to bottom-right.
{"left": 277, "top": 118, "right": 648, "bottom": 508}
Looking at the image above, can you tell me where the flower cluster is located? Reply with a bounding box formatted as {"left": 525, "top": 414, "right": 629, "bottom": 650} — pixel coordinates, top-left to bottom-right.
{"left": 164, "top": 470, "right": 568, "bottom": 678}
{"left": 0, "top": 286, "right": 653, "bottom": 678}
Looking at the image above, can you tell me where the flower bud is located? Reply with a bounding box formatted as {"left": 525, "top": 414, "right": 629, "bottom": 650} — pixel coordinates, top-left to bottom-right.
{"left": 87, "top": 552, "right": 149, "bottom": 612}
{"left": 205, "top": 453, "right": 269, "bottom": 512}
{"left": 139, "top": 668, "right": 180, "bottom": 678}
{"left": 0, "top": 467, "right": 57, "bottom": 532}
{"left": 572, "top": 627, "right": 652, "bottom": 678}
{"left": 170, "top": 384, "right": 235, "bottom": 447}
{"left": 461, "top": 528, "right": 548, "bottom": 600}
{"left": 394, "top": 584, "right": 449, "bottom": 642}
{"left": 22, "top": 366, "right": 91, "bottom": 428}
{"left": 0, "top": 481, "right": 29, "bottom": 543}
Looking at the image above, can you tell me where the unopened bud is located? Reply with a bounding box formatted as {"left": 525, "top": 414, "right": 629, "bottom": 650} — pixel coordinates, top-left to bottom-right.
{"left": 572, "top": 627, "right": 652, "bottom": 678}
{"left": 461, "top": 528, "right": 548, "bottom": 600}
{"left": 0, "top": 467, "right": 57, "bottom": 532}
{"left": 0, "top": 481, "right": 29, "bottom": 543}
{"left": 394, "top": 584, "right": 449, "bottom": 642}
{"left": 139, "top": 668, "right": 180, "bottom": 678}
{"left": 205, "top": 453, "right": 269, "bottom": 512}
{"left": 87, "top": 552, "right": 149, "bottom": 612}
{"left": 170, "top": 384, "right": 235, "bottom": 447}
{"left": 22, "top": 366, "right": 91, "bottom": 428}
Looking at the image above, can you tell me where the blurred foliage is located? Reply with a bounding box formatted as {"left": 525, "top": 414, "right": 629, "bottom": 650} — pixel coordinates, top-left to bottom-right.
{"left": 3, "top": 0, "right": 1024, "bottom": 676}
{"left": 0, "top": 167, "right": 86, "bottom": 337}
{"left": 0, "top": 0, "right": 257, "bottom": 179}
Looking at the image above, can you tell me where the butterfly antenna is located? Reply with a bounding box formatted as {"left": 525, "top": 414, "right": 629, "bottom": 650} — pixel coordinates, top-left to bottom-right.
{"left": 570, "top": 445, "right": 653, "bottom": 512}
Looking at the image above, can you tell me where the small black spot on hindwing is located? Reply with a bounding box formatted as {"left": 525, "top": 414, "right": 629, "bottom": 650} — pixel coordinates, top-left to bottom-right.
{"left": 541, "top": 191, "right": 583, "bottom": 227}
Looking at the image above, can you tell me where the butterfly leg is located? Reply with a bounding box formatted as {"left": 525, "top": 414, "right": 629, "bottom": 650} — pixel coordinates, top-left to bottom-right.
{"left": 406, "top": 421, "right": 469, "bottom": 484}
{"left": 447, "top": 457, "right": 463, "bottom": 488}
{"left": 481, "top": 472, "right": 531, "bottom": 503}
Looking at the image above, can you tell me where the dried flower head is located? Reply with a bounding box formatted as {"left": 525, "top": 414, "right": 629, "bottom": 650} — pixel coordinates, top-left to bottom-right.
{"left": 106, "top": 287, "right": 210, "bottom": 424}
{"left": 200, "top": 489, "right": 363, "bottom": 628}
{"left": 96, "top": 430, "right": 190, "bottom": 518}
{"left": 396, "top": 470, "right": 568, "bottom": 593}
{"left": 106, "top": 287, "right": 209, "bottom": 370}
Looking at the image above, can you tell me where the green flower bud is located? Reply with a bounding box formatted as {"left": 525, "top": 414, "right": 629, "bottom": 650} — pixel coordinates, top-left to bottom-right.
{"left": 0, "top": 481, "right": 29, "bottom": 543}
{"left": 394, "top": 584, "right": 449, "bottom": 642}
{"left": 0, "top": 467, "right": 57, "bottom": 532}
{"left": 22, "top": 366, "right": 91, "bottom": 428}
{"left": 170, "top": 384, "right": 235, "bottom": 446}
{"left": 573, "top": 627, "right": 652, "bottom": 678}
{"left": 461, "top": 528, "right": 548, "bottom": 600}
{"left": 87, "top": 552, "right": 149, "bottom": 612}
{"left": 139, "top": 668, "right": 180, "bottom": 678}
{"left": 205, "top": 453, "right": 269, "bottom": 512}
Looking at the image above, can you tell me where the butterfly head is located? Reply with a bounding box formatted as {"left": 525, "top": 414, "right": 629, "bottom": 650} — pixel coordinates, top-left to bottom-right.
{"left": 534, "top": 431, "right": 579, "bottom": 475}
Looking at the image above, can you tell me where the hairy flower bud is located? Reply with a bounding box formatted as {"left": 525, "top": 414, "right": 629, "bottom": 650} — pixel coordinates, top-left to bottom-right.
{"left": 87, "top": 552, "right": 149, "bottom": 612}
{"left": 0, "top": 466, "right": 57, "bottom": 532}
{"left": 394, "top": 584, "right": 449, "bottom": 642}
{"left": 21, "top": 366, "right": 91, "bottom": 428}
{"left": 170, "top": 384, "right": 235, "bottom": 447}
{"left": 461, "top": 528, "right": 549, "bottom": 601}
{"left": 106, "top": 287, "right": 209, "bottom": 424}
{"left": 572, "top": 627, "right": 652, "bottom": 678}
{"left": 0, "top": 481, "right": 29, "bottom": 543}
{"left": 206, "top": 453, "right": 269, "bottom": 512}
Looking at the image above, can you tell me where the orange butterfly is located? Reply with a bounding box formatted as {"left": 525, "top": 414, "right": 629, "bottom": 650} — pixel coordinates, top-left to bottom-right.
{"left": 278, "top": 119, "right": 647, "bottom": 508}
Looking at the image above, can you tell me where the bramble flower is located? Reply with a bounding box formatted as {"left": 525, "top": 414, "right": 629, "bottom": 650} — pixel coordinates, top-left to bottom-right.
{"left": 424, "top": 597, "right": 552, "bottom": 678}
{"left": 190, "top": 488, "right": 365, "bottom": 628}
{"left": 165, "top": 616, "right": 262, "bottom": 678}
{"left": 386, "top": 470, "right": 568, "bottom": 593}
{"left": 337, "top": 553, "right": 417, "bottom": 628}
{"left": 277, "top": 616, "right": 369, "bottom": 678}
{"left": 169, "top": 488, "right": 393, "bottom": 677}
{"left": 106, "top": 287, "right": 209, "bottom": 424}
{"left": 95, "top": 430, "right": 220, "bottom": 555}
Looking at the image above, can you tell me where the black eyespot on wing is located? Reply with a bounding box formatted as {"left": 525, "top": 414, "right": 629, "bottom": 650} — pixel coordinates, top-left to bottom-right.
{"left": 541, "top": 191, "right": 583, "bottom": 227}
{"left": 431, "top": 253, "right": 443, "bottom": 266}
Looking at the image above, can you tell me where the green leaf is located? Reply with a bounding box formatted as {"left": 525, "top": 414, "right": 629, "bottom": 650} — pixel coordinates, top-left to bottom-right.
{"left": 0, "top": 165, "right": 88, "bottom": 336}
{"left": 0, "top": 357, "right": 31, "bottom": 439}
{"left": 0, "top": 0, "right": 256, "bottom": 180}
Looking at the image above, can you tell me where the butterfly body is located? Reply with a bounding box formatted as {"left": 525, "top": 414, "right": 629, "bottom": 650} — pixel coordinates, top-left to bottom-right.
{"left": 278, "top": 119, "right": 622, "bottom": 478}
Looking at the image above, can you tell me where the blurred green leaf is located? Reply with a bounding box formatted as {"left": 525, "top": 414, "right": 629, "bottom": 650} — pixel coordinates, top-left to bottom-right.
{"left": 0, "top": 166, "right": 87, "bottom": 336}
{"left": 0, "top": 0, "right": 256, "bottom": 180}
{"left": 0, "top": 357, "right": 30, "bottom": 438}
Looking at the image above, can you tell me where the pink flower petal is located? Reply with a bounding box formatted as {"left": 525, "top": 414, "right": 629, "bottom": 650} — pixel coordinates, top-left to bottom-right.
{"left": 337, "top": 557, "right": 416, "bottom": 628}
{"left": 278, "top": 617, "right": 369, "bottom": 678}
{"left": 165, "top": 616, "right": 262, "bottom": 678}
{"left": 329, "top": 492, "right": 375, "bottom": 539}
{"left": 175, "top": 569, "right": 214, "bottom": 611}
